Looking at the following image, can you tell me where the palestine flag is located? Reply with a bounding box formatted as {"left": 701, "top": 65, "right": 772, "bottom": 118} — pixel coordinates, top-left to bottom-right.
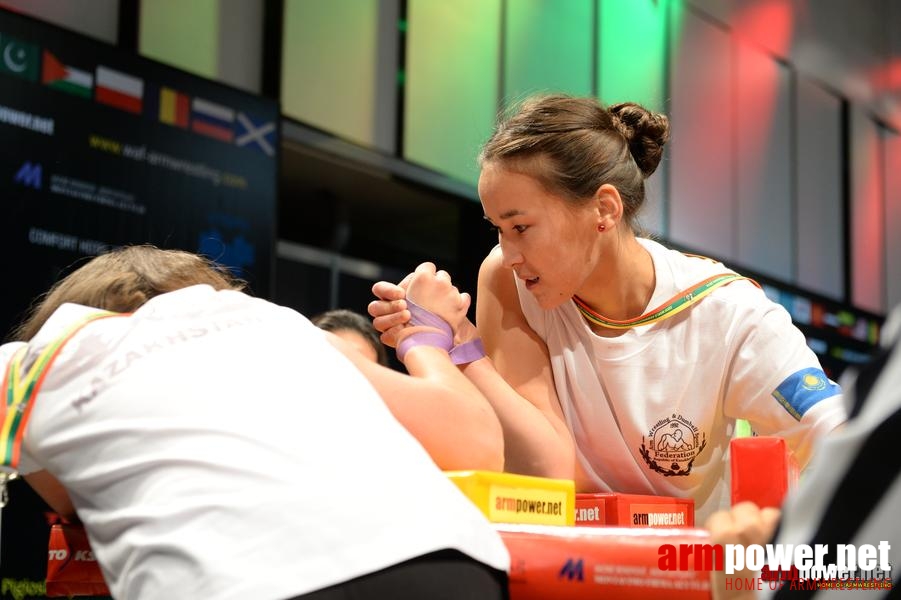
{"left": 42, "top": 50, "right": 93, "bottom": 98}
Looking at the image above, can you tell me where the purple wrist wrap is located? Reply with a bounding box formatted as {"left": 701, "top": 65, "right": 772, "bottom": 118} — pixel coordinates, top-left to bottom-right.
{"left": 396, "top": 331, "right": 453, "bottom": 361}
{"left": 449, "top": 338, "right": 486, "bottom": 365}
{"left": 406, "top": 299, "right": 454, "bottom": 335}
{"left": 396, "top": 300, "right": 454, "bottom": 362}
{"left": 396, "top": 299, "right": 486, "bottom": 365}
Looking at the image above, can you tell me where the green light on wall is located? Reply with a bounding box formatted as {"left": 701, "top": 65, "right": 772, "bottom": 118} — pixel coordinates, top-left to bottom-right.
{"left": 503, "top": 0, "right": 593, "bottom": 104}
{"left": 404, "top": 0, "right": 501, "bottom": 185}
{"left": 670, "top": 0, "right": 687, "bottom": 51}
{"left": 598, "top": 0, "right": 668, "bottom": 111}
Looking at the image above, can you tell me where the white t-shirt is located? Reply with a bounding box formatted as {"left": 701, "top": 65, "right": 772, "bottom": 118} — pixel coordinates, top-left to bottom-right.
{"left": 515, "top": 238, "right": 845, "bottom": 523}
{"left": 3, "top": 285, "right": 509, "bottom": 600}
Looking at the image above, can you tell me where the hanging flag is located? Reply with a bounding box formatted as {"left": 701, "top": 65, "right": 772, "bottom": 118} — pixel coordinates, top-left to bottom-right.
{"left": 191, "top": 97, "right": 234, "bottom": 142}
{"left": 42, "top": 50, "right": 92, "bottom": 98}
{"left": 95, "top": 65, "right": 143, "bottom": 114}
{"left": 235, "top": 112, "right": 276, "bottom": 156}
{"left": 0, "top": 33, "right": 38, "bottom": 82}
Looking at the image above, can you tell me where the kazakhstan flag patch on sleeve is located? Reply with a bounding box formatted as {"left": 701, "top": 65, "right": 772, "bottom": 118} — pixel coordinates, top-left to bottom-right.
{"left": 772, "top": 367, "right": 841, "bottom": 421}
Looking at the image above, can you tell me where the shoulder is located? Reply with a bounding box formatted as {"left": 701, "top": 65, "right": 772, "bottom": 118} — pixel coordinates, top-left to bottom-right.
{"left": 477, "top": 245, "right": 536, "bottom": 330}
{"left": 29, "top": 304, "right": 118, "bottom": 345}
{"left": 643, "top": 240, "right": 787, "bottom": 331}
{"left": 478, "top": 246, "right": 517, "bottom": 306}
{"left": 645, "top": 240, "right": 742, "bottom": 284}
{"left": 479, "top": 245, "right": 506, "bottom": 281}
{"left": 478, "top": 245, "right": 534, "bottom": 320}
{"left": 657, "top": 243, "right": 770, "bottom": 309}
{"left": 643, "top": 237, "right": 762, "bottom": 295}
{"left": 700, "top": 279, "right": 790, "bottom": 342}
{"left": 0, "top": 341, "right": 26, "bottom": 368}
{"left": 137, "top": 284, "right": 239, "bottom": 313}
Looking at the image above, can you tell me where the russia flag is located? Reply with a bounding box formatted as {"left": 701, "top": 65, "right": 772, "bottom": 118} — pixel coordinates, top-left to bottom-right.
{"left": 191, "top": 97, "right": 234, "bottom": 142}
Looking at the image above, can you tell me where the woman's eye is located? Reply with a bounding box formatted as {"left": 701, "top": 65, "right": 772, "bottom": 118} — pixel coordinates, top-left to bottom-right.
{"left": 513, "top": 225, "right": 528, "bottom": 233}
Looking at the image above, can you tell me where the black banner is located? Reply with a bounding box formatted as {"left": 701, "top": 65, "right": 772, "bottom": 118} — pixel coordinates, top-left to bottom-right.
{"left": 0, "top": 8, "right": 278, "bottom": 341}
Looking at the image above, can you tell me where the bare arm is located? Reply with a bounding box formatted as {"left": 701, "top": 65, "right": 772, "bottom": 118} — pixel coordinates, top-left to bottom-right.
{"left": 472, "top": 247, "right": 575, "bottom": 478}
{"left": 24, "top": 470, "right": 77, "bottom": 521}
{"left": 368, "top": 256, "right": 574, "bottom": 478}
{"left": 325, "top": 329, "right": 504, "bottom": 473}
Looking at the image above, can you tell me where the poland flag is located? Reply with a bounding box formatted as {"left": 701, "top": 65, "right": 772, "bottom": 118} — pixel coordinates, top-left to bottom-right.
{"left": 95, "top": 65, "right": 143, "bottom": 114}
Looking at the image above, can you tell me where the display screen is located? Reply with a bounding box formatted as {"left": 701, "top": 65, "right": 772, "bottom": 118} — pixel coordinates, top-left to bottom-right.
{"left": 0, "top": 8, "right": 278, "bottom": 341}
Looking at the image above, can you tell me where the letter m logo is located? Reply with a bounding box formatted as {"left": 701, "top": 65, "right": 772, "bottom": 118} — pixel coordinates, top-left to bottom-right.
{"left": 558, "top": 558, "right": 584, "bottom": 582}
{"left": 14, "top": 161, "right": 42, "bottom": 190}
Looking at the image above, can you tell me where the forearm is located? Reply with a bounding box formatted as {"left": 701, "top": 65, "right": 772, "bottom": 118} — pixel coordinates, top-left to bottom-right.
{"left": 396, "top": 345, "right": 506, "bottom": 471}
{"left": 328, "top": 332, "right": 503, "bottom": 471}
{"left": 461, "top": 357, "right": 574, "bottom": 480}
{"left": 402, "top": 345, "right": 490, "bottom": 412}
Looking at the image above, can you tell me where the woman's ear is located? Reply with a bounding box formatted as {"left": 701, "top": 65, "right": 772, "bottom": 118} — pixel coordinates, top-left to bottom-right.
{"left": 594, "top": 183, "right": 624, "bottom": 230}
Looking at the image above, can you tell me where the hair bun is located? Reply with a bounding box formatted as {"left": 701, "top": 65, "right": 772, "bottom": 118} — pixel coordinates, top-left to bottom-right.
{"left": 609, "top": 102, "right": 670, "bottom": 178}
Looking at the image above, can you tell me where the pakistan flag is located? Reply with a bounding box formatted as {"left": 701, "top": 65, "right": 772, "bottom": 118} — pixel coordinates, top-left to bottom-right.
{"left": 0, "top": 33, "right": 38, "bottom": 82}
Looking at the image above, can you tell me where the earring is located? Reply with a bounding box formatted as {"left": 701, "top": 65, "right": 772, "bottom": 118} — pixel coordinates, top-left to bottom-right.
{"left": 598, "top": 224, "right": 606, "bottom": 232}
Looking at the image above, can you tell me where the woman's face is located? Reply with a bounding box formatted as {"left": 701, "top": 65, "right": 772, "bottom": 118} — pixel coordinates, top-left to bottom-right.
{"left": 478, "top": 162, "right": 601, "bottom": 310}
{"left": 333, "top": 329, "right": 379, "bottom": 363}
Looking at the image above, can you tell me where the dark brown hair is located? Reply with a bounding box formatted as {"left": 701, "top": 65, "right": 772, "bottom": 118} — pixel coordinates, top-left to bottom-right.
{"left": 479, "top": 94, "right": 670, "bottom": 230}
{"left": 11, "top": 245, "right": 244, "bottom": 341}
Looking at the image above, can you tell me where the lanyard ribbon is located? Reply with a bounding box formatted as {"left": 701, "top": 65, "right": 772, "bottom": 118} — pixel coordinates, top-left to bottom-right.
{"left": 1, "top": 312, "right": 119, "bottom": 473}
{"left": 574, "top": 273, "right": 759, "bottom": 330}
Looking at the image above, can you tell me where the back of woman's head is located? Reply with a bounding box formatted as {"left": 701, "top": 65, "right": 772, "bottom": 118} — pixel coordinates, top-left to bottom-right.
{"left": 479, "top": 94, "right": 670, "bottom": 229}
{"left": 11, "top": 245, "right": 244, "bottom": 341}
{"left": 311, "top": 308, "right": 389, "bottom": 367}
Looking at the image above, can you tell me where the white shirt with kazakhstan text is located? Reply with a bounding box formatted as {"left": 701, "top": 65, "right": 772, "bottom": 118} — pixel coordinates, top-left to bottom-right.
{"left": 4, "top": 286, "right": 509, "bottom": 600}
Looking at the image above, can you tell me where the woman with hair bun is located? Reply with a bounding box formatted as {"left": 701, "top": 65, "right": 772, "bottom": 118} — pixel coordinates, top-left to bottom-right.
{"left": 370, "top": 94, "right": 844, "bottom": 522}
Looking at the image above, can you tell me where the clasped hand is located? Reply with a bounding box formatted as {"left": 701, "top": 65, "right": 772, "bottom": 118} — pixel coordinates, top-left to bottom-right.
{"left": 369, "top": 262, "right": 473, "bottom": 348}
